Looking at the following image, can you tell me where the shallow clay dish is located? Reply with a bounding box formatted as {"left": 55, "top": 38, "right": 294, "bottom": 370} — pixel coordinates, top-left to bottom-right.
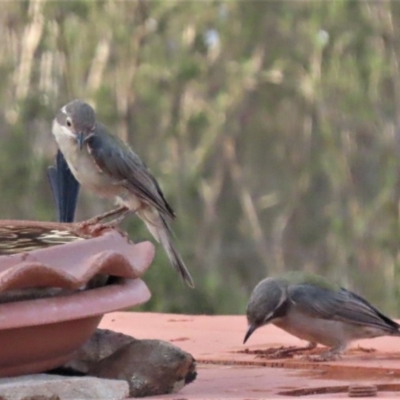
{"left": 0, "top": 223, "right": 154, "bottom": 377}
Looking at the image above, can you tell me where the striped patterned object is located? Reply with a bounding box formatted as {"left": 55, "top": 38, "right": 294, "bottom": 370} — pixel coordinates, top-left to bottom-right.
{"left": 0, "top": 225, "right": 83, "bottom": 255}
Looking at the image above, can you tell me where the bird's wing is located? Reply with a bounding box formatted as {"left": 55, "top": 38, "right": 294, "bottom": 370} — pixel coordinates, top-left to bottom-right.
{"left": 340, "top": 288, "right": 400, "bottom": 330}
{"left": 86, "top": 125, "right": 175, "bottom": 219}
{"left": 288, "top": 284, "right": 399, "bottom": 332}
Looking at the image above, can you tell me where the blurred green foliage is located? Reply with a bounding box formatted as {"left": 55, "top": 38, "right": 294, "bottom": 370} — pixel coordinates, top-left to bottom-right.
{"left": 1, "top": 0, "right": 400, "bottom": 315}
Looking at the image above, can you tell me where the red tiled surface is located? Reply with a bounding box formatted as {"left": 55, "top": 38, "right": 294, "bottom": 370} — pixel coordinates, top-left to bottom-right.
{"left": 0, "top": 229, "right": 154, "bottom": 293}
{"left": 101, "top": 312, "right": 400, "bottom": 398}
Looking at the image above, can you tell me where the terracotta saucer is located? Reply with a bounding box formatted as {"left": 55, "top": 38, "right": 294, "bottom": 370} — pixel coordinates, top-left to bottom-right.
{"left": 0, "top": 224, "right": 154, "bottom": 377}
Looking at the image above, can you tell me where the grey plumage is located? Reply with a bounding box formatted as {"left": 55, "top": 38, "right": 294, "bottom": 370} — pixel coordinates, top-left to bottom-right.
{"left": 52, "top": 99, "right": 194, "bottom": 288}
{"left": 244, "top": 272, "right": 400, "bottom": 360}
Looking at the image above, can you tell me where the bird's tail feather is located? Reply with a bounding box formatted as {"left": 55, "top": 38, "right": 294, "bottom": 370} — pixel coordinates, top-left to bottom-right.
{"left": 138, "top": 209, "right": 194, "bottom": 288}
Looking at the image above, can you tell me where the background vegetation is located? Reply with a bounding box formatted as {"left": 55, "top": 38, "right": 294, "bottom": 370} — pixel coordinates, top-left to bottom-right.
{"left": 2, "top": 0, "right": 400, "bottom": 315}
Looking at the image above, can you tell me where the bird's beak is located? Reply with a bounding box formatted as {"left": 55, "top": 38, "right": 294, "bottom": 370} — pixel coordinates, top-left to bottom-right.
{"left": 77, "top": 132, "right": 85, "bottom": 150}
{"left": 243, "top": 324, "right": 257, "bottom": 344}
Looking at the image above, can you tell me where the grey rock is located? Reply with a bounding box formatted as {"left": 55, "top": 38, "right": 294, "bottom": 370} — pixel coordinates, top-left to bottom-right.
{"left": 0, "top": 374, "right": 128, "bottom": 400}
{"left": 61, "top": 329, "right": 197, "bottom": 397}
{"left": 89, "top": 339, "right": 197, "bottom": 397}
{"left": 64, "top": 329, "right": 135, "bottom": 374}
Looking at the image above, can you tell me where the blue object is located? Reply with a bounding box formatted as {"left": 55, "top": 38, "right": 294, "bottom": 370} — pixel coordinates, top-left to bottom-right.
{"left": 47, "top": 150, "right": 80, "bottom": 223}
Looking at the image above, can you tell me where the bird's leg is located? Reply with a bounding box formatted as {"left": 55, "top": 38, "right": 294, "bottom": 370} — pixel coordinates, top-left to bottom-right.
{"left": 73, "top": 206, "right": 130, "bottom": 238}
{"left": 80, "top": 206, "right": 129, "bottom": 226}
{"left": 303, "top": 344, "right": 345, "bottom": 362}
{"left": 102, "top": 207, "right": 132, "bottom": 226}
{"left": 297, "top": 341, "right": 317, "bottom": 353}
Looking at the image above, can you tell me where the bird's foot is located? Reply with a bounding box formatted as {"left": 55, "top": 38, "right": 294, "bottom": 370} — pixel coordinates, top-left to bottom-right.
{"left": 249, "top": 343, "right": 317, "bottom": 360}
{"left": 301, "top": 348, "right": 342, "bottom": 362}
{"left": 267, "top": 347, "right": 307, "bottom": 359}
{"left": 269, "top": 342, "right": 317, "bottom": 359}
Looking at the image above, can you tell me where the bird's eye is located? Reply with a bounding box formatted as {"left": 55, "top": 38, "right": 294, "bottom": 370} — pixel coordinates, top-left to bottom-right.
{"left": 66, "top": 118, "right": 72, "bottom": 128}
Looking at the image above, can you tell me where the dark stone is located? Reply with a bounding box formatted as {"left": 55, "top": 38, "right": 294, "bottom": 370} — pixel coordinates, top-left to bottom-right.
{"left": 63, "top": 329, "right": 135, "bottom": 374}
{"left": 61, "top": 329, "right": 197, "bottom": 396}
{"left": 88, "top": 339, "right": 197, "bottom": 397}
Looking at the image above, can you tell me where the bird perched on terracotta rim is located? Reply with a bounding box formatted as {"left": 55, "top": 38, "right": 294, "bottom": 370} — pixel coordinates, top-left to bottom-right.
{"left": 244, "top": 271, "right": 400, "bottom": 361}
{"left": 51, "top": 99, "right": 194, "bottom": 288}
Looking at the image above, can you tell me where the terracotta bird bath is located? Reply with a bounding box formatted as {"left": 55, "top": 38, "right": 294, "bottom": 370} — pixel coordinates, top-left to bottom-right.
{"left": 0, "top": 220, "right": 154, "bottom": 377}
